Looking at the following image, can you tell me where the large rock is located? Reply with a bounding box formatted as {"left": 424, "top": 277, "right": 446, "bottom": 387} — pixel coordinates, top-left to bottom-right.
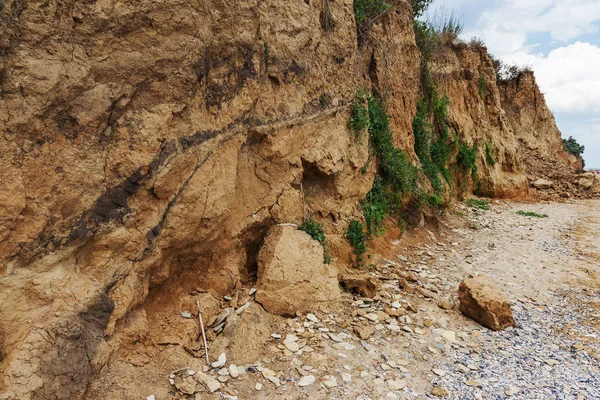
{"left": 533, "top": 178, "right": 553, "bottom": 189}
{"left": 256, "top": 225, "right": 340, "bottom": 317}
{"left": 458, "top": 275, "right": 516, "bottom": 331}
{"left": 341, "top": 274, "right": 380, "bottom": 298}
{"left": 577, "top": 177, "right": 594, "bottom": 190}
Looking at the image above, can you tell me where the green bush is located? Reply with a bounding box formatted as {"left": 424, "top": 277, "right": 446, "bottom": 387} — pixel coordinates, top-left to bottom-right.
{"left": 345, "top": 219, "right": 367, "bottom": 263}
{"left": 485, "top": 141, "right": 495, "bottom": 166}
{"left": 563, "top": 136, "right": 585, "bottom": 158}
{"left": 457, "top": 141, "right": 478, "bottom": 178}
{"left": 353, "top": 0, "right": 390, "bottom": 26}
{"left": 516, "top": 210, "right": 548, "bottom": 218}
{"left": 465, "top": 198, "right": 490, "bottom": 210}
{"left": 410, "top": 0, "right": 434, "bottom": 18}
{"left": 349, "top": 91, "right": 369, "bottom": 139}
{"left": 478, "top": 75, "right": 486, "bottom": 99}
{"left": 299, "top": 219, "right": 332, "bottom": 263}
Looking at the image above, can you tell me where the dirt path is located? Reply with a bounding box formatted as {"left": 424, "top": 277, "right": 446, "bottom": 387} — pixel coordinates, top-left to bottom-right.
{"left": 162, "top": 200, "right": 600, "bottom": 400}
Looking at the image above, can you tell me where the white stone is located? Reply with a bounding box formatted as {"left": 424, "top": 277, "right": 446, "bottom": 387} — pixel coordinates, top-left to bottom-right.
{"left": 205, "top": 379, "right": 221, "bottom": 393}
{"left": 442, "top": 330, "right": 456, "bottom": 342}
{"left": 255, "top": 383, "right": 263, "bottom": 391}
{"left": 217, "top": 368, "right": 229, "bottom": 376}
{"left": 180, "top": 311, "right": 193, "bottom": 318}
{"left": 211, "top": 352, "right": 227, "bottom": 368}
{"left": 298, "top": 375, "right": 316, "bottom": 387}
{"left": 306, "top": 313, "right": 319, "bottom": 322}
{"left": 322, "top": 375, "right": 338, "bottom": 388}
{"left": 146, "top": 396, "right": 156, "bottom": 400}
{"left": 229, "top": 364, "right": 239, "bottom": 378}
{"left": 387, "top": 379, "right": 407, "bottom": 390}
{"left": 432, "top": 368, "right": 446, "bottom": 377}
{"left": 271, "top": 333, "right": 282, "bottom": 339}
{"left": 342, "top": 373, "right": 352, "bottom": 382}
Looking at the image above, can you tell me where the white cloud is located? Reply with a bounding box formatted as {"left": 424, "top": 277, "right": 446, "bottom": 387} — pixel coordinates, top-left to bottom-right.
{"left": 503, "top": 42, "right": 600, "bottom": 114}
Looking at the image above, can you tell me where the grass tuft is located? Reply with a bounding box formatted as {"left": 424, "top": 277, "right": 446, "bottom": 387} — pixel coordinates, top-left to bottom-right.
{"left": 516, "top": 210, "right": 548, "bottom": 218}
{"left": 345, "top": 219, "right": 367, "bottom": 264}
{"left": 465, "top": 198, "right": 490, "bottom": 210}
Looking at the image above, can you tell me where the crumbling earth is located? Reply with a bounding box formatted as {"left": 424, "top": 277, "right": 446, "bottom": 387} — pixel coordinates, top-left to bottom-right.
{"left": 98, "top": 199, "right": 600, "bottom": 400}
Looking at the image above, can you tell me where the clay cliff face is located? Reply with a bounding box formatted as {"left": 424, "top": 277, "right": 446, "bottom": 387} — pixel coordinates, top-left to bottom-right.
{"left": 431, "top": 44, "right": 529, "bottom": 198}
{"left": 0, "top": 1, "right": 575, "bottom": 398}
{"left": 0, "top": 1, "right": 418, "bottom": 398}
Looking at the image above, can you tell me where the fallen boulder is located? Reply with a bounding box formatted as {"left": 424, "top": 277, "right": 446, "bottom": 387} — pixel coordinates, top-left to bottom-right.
{"left": 256, "top": 225, "right": 340, "bottom": 316}
{"left": 458, "top": 275, "right": 516, "bottom": 330}
{"left": 577, "top": 177, "right": 594, "bottom": 190}
{"left": 340, "top": 274, "right": 379, "bottom": 298}
{"left": 533, "top": 178, "right": 553, "bottom": 189}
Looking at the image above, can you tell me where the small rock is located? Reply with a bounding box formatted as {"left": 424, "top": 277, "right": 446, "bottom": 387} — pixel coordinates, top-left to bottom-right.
{"left": 322, "top": 375, "right": 338, "bottom": 388}
{"left": 431, "top": 386, "right": 450, "bottom": 397}
{"left": 442, "top": 330, "right": 456, "bottom": 342}
{"left": 298, "top": 375, "right": 316, "bottom": 387}
{"left": 211, "top": 353, "right": 227, "bottom": 369}
{"left": 146, "top": 396, "right": 156, "bottom": 400}
{"left": 505, "top": 386, "right": 520, "bottom": 396}
{"left": 306, "top": 313, "right": 319, "bottom": 322}
{"left": 249, "top": 288, "right": 257, "bottom": 295}
{"left": 205, "top": 379, "right": 221, "bottom": 393}
{"left": 387, "top": 379, "right": 407, "bottom": 391}
{"left": 271, "top": 333, "right": 282, "bottom": 339}
{"left": 432, "top": 368, "right": 446, "bottom": 377}
{"left": 181, "top": 311, "right": 193, "bottom": 319}
{"left": 255, "top": 383, "right": 263, "bottom": 391}
{"left": 228, "top": 364, "right": 239, "bottom": 378}
{"left": 342, "top": 373, "right": 352, "bottom": 382}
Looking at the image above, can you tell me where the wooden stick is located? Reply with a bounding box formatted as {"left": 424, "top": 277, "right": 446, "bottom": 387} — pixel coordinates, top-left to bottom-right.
{"left": 196, "top": 299, "right": 210, "bottom": 364}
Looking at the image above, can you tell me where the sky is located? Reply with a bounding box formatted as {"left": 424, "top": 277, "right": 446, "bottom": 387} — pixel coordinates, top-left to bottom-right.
{"left": 426, "top": 0, "right": 600, "bottom": 169}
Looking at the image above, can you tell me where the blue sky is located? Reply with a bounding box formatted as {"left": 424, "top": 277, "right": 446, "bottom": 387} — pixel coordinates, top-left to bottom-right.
{"left": 427, "top": 0, "right": 600, "bottom": 169}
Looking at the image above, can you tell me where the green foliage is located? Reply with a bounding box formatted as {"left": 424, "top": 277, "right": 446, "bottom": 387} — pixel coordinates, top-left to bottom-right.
{"left": 457, "top": 141, "right": 478, "bottom": 178}
{"left": 299, "top": 219, "right": 332, "bottom": 263}
{"left": 427, "top": 194, "right": 444, "bottom": 208}
{"left": 465, "top": 198, "right": 490, "bottom": 210}
{"left": 353, "top": 0, "right": 390, "bottom": 25}
{"left": 478, "top": 74, "right": 486, "bottom": 99}
{"left": 345, "top": 220, "right": 367, "bottom": 263}
{"left": 563, "top": 136, "right": 585, "bottom": 159}
{"left": 516, "top": 210, "right": 548, "bottom": 218}
{"left": 485, "top": 141, "right": 496, "bottom": 166}
{"left": 349, "top": 91, "right": 369, "bottom": 140}
{"left": 362, "top": 178, "right": 392, "bottom": 237}
{"left": 367, "top": 95, "right": 419, "bottom": 197}
{"left": 410, "top": 0, "right": 433, "bottom": 18}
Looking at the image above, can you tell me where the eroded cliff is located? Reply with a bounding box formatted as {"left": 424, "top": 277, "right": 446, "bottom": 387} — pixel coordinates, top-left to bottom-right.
{"left": 0, "top": 0, "right": 586, "bottom": 398}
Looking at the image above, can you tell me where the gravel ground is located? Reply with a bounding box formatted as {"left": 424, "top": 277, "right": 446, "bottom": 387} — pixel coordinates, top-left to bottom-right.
{"left": 434, "top": 292, "right": 600, "bottom": 399}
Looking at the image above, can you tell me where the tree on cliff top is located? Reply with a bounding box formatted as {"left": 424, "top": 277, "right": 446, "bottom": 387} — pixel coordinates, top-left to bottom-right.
{"left": 563, "top": 136, "right": 585, "bottom": 163}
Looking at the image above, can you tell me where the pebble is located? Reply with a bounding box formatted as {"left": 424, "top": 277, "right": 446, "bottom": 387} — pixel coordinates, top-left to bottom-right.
{"left": 205, "top": 379, "right": 221, "bottom": 393}
{"left": 146, "top": 396, "right": 155, "bottom": 400}
{"left": 306, "top": 313, "right": 319, "bottom": 322}
{"left": 228, "top": 364, "right": 239, "bottom": 378}
{"left": 342, "top": 373, "right": 352, "bottom": 382}
{"left": 322, "top": 375, "right": 338, "bottom": 388}
{"left": 442, "top": 330, "right": 456, "bottom": 342}
{"left": 298, "top": 375, "right": 315, "bottom": 387}
{"left": 180, "top": 311, "right": 192, "bottom": 319}
{"left": 255, "top": 383, "right": 263, "bottom": 391}
{"left": 271, "top": 333, "right": 282, "bottom": 339}
{"left": 386, "top": 379, "right": 407, "bottom": 390}
{"left": 432, "top": 368, "right": 446, "bottom": 377}
{"left": 211, "top": 353, "right": 226, "bottom": 369}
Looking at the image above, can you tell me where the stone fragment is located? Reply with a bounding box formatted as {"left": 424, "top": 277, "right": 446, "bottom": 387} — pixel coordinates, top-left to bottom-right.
{"left": 533, "top": 178, "right": 553, "bottom": 189}
{"left": 228, "top": 364, "right": 239, "bottom": 378}
{"left": 211, "top": 352, "right": 227, "bottom": 369}
{"left": 442, "top": 330, "right": 456, "bottom": 342}
{"left": 298, "top": 375, "right": 316, "bottom": 387}
{"left": 355, "top": 325, "right": 376, "bottom": 340}
{"left": 342, "top": 373, "right": 352, "bottom": 382}
{"left": 255, "top": 383, "right": 263, "bottom": 391}
{"left": 431, "top": 386, "right": 450, "bottom": 397}
{"left": 322, "top": 375, "right": 338, "bottom": 388}
{"left": 458, "top": 275, "right": 516, "bottom": 330}
{"left": 432, "top": 368, "right": 446, "bottom": 377}
{"left": 341, "top": 274, "right": 379, "bottom": 298}
{"left": 387, "top": 379, "right": 407, "bottom": 390}
{"left": 256, "top": 226, "right": 340, "bottom": 316}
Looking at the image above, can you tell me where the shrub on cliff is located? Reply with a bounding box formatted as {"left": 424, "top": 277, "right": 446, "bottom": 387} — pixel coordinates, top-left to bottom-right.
{"left": 563, "top": 136, "right": 585, "bottom": 159}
